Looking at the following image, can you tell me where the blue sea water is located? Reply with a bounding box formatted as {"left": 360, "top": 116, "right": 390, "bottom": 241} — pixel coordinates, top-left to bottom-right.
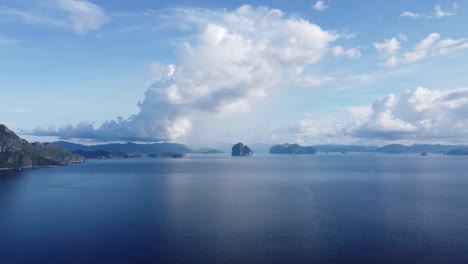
{"left": 1, "top": 153, "right": 468, "bottom": 264}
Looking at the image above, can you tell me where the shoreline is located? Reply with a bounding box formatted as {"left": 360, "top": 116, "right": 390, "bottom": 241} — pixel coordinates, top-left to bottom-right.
{"left": 0, "top": 162, "right": 84, "bottom": 172}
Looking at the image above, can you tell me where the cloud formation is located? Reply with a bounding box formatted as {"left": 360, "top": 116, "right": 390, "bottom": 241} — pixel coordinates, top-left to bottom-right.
{"left": 377, "top": 33, "right": 468, "bottom": 67}
{"left": 313, "top": 1, "right": 328, "bottom": 11}
{"left": 32, "top": 5, "right": 351, "bottom": 141}
{"left": 345, "top": 87, "right": 468, "bottom": 141}
{"left": 332, "top": 45, "right": 361, "bottom": 58}
{"left": 401, "top": 4, "right": 457, "bottom": 19}
{"left": 0, "top": 0, "right": 108, "bottom": 34}
{"left": 55, "top": 0, "right": 108, "bottom": 34}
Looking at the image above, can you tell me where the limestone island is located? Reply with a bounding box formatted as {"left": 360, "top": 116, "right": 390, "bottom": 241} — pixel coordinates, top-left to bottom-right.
{"left": 231, "top": 142, "right": 254, "bottom": 156}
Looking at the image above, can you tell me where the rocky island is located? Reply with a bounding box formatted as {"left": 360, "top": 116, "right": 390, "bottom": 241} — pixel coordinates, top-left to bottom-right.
{"left": 0, "top": 124, "right": 85, "bottom": 169}
{"left": 231, "top": 142, "right": 254, "bottom": 156}
{"left": 270, "top": 143, "right": 317, "bottom": 154}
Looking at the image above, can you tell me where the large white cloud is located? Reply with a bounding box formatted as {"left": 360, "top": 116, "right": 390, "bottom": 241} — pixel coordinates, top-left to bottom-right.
{"left": 345, "top": 87, "right": 468, "bottom": 141}
{"left": 32, "top": 5, "right": 351, "bottom": 141}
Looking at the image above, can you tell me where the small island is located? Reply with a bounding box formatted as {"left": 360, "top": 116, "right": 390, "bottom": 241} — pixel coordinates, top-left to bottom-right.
{"left": 270, "top": 143, "right": 317, "bottom": 155}
{"left": 231, "top": 142, "right": 254, "bottom": 156}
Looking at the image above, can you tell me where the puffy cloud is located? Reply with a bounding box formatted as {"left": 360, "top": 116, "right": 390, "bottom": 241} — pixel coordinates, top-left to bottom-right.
{"left": 345, "top": 87, "right": 468, "bottom": 141}
{"left": 32, "top": 5, "right": 349, "bottom": 141}
{"left": 0, "top": 0, "right": 108, "bottom": 34}
{"left": 313, "top": 1, "right": 328, "bottom": 11}
{"left": 374, "top": 37, "right": 402, "bottom": 55}
{"left": 332, "top": 45, "right": 361, "bottom": 58}
{"left": 379, "top": 33, "right": 468, "bottom": 67}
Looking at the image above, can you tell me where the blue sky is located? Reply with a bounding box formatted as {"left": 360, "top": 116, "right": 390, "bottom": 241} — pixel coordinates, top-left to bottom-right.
{"left": 1, "top": 0, "right": 468, "bottom": 146}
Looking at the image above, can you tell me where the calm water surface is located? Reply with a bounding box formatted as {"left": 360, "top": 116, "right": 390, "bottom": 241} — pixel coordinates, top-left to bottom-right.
{"left": 1, "top": 153, "right": 468, "bottom": 264}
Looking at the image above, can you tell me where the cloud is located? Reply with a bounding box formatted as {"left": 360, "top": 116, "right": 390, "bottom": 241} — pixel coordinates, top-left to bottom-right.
{"left": 378, "top": 33, "right": 468, "bottom": 67}
{"left": 0, "top": 0, "right": 108, "bottom": 34}
{"left": 374, "top": 37, "right": 402, "bottom": 55}
{"left": 332, "top": 45, "right": 361, "bottom": 58}
{"left": 297, "top": 75, "right": 335, "bottom": 87}
{"left": 345, "top": 86, "right": 468, "bottom": 141}
{"left": 55, "top": 0, "right": 109, "bottom": 34}
{"left": 31, "top": 5, "right": 351, "bottom": 141}
{"left": 313, "top": 1, "right": 328, "bottom": 11}
{"left": 434, "top": 5, "right": 453, "bottom": 18}
{"left": 401, "top": 4, "right": 457, "bottom": 19}
{"left": 400, "top": 11, "right": 422, "bottom": 19}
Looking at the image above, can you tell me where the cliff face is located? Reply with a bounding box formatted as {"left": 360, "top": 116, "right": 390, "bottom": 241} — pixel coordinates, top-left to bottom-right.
{"left": 0, "top": 124, "right": 85, "bottom": 169}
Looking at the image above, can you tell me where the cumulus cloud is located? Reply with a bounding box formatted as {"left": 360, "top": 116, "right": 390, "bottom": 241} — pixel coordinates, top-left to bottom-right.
{"left": 374, "top": 37, "right": 403, "bottom": 55}
{"left": 32, "top": 5, "right": 351, "bottom": 141}
{"left": 313, "top": 1, "right": 328, "bottom": 11}
{"left": 0, "top": 0, "right": 108, "bottom": 34}
{"left": 401, "top": 4, "right": 457, "bottom": 19}
{"left": 345, "top": 86, "right": 468, "bottom": 141}
{"left": 332, "top": 45, "right": 361, "bottom": 58}
{"left": 379, "top": 33, "right": 468, "bottom": 67}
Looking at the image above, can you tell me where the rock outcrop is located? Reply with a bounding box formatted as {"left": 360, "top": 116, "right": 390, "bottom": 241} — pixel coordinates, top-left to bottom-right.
{"left": 231, "top": 143, "right": 254, "bottom": 156}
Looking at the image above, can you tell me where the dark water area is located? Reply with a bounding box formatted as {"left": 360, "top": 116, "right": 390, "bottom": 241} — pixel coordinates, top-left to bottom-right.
{"left": 1, "top": 153, "right": 468, "bottom": 264}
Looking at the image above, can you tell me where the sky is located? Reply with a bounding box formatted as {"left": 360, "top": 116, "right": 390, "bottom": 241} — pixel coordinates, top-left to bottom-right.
{"left": 1, "top": 0, "right": 468, "bottom": 146}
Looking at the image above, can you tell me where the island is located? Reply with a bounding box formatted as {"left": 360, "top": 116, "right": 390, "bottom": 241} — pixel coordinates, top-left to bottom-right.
{"left": 270, "top": 143, "right": 317, "bottom": 154}
{"left": 231, "top": 142, "right": 254, "bottom": 156}
{"left": 0, "top": 124, "right": 85, "bottom": 169}
{"left": 446, "top": 148, "right": 468, "bottom": 155}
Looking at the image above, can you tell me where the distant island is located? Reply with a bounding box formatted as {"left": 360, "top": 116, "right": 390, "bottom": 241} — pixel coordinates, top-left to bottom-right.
{"left": 0, "top": 124, "right": 84, "bottom": 170}
{"left": 232, "top": 143, "right": 254, "bottom": 156}
{"left": 270, "top": 143, "right": 317, "bottom": 154}
{"left": 446, "top": 148, "right": 468, "bottom": 155}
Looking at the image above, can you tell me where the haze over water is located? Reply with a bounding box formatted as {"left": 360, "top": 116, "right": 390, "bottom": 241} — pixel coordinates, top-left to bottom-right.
{"left": 1, "top": 153, "right": 468, "bottom": 264}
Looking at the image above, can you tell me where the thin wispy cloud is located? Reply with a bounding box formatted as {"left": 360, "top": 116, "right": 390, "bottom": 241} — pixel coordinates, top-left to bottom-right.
{"left": 376, "top": 33, "right": 468, "bottom": 68}
{"left": 400, "top": 4, "right": 457, "bottom": 19}
{"left": 0, "top": 0, "right": 108, "bottom": 34}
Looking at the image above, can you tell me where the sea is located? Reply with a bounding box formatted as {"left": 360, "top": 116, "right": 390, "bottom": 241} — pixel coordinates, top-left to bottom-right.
{"left": 1, "top": 153, "right": 468, "bottom": 264}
